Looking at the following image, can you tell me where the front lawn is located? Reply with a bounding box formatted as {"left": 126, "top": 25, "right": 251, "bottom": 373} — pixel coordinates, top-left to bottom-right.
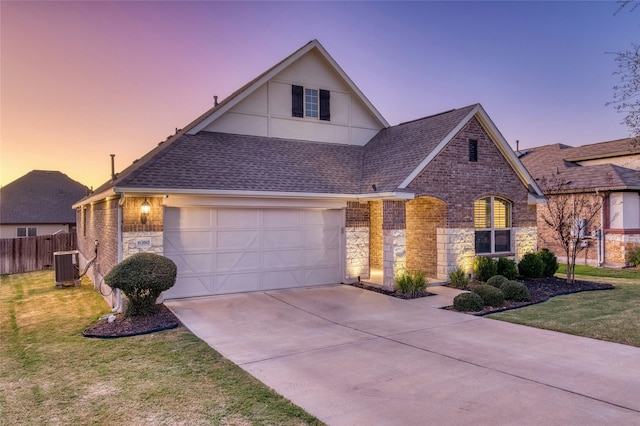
{"left": 488, "top": 282, "right": 640, "bottom": 347}
{"left": 0, "top": 271, "right": 322, "bottom": 425}
{"left": 557, "top": 263, "right": 640, "bottom": 280}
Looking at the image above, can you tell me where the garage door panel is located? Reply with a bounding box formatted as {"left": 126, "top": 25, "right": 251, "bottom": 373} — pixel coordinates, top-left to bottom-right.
{"left": 169, "top": 253, "right": 214, "bottom": 273}
{"left": 164, "top": 275, "right": 212, "bottom": 299}
{"left": 217, "top": 251, "right": 260, "bottom": 271}
{"left": 166, "top": 207, "right": 214, "bottom": 229}
{"left": 305, "top": 248, "right": 340, "bottom": 266}
{"left": 263, "top": 210, "right": 302, "bottom": 227}
{"left": 217, "top": 230, "right": 260, "bottom": 249}
{"left": 303, "top": 229, "right": 340, "bottom": 247}
{"left": 218, "top": 209, "right": 260, "bottom": 228}
{"left": 263, "top": 229, "right": 303, "bottom": 249}
{"left": 164, "top": 230, "right": 212, "bottom": 251}
{"left": 164, "top": 207, "right": 342, "bottom": 298}
{"left": 217, "top": 272, "right": 262, "bottom": 294}
{"left": 264, "top": 250, "right": 304, "bottom": 268}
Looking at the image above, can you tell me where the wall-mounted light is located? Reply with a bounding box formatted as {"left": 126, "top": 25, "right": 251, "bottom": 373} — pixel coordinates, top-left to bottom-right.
{"left": 140, "top": 198, "right": 150, "bottom": 224}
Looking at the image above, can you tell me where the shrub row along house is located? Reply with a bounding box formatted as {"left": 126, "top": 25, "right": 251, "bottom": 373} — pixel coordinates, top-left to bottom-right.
{"left": 74, "top": 40, "right": 543, "bottom": 302}
{"left": 519, "top": 138, "right": 640, "bottom": 267}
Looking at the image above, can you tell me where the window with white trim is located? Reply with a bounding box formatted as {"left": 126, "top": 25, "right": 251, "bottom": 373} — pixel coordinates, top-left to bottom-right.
{"left": 305, "top": 88, "right": 318, "bottom": 118}
{"left": 474, "top": 196, "right": 512, "bottom": 254}
{"left": 17, "top": 227, "right": 37, "bottom": 238}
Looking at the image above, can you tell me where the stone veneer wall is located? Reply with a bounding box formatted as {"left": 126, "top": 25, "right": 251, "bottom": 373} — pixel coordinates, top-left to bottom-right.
{"left": 345, "top": 202, "right": 370, "bottom": 282}
{"left": 605, "top": 233, "right": 640, "bottom": 266}
{"left": 383, "top": 229, "right": 406, "bottom": 290}
{"left": 122, "top": 231, "right": 164, "bottom": 259}
{"left": 436, "top": 228, "right": 475, "bottom": 280}
{"left": 369, "top": 201, "right": 383, "bottom": 269}
{"left": 514, "top": 227, "right": 538, "bottom": 261}
{"left": 345, "top": 227, "right": 370, "bottom": 282}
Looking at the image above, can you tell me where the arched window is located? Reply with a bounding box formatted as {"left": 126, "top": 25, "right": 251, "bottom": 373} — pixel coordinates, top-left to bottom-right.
{"left": 474, "top": 196, "right": 512, "bottom": 254}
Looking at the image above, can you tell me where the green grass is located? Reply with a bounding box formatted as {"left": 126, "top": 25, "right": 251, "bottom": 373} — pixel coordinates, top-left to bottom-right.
{"left": 0, "top": 271, "right": 322, "bottom": 425}
{"left": 488, "top": 282, "right": 640, "bottom": 347}
{"left": 557, "top": 263, "right": 640, "bottom": 280}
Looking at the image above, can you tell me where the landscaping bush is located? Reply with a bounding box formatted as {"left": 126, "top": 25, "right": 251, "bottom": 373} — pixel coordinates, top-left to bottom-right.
{"left": 473, "top": 257, "right": 498, "bottom": 282}
{"left": 395, "top": 270, "right": 428, "bottom": 297}
{"left": 518, "top": 252, "right": 545, "bottom": 278}
{"left": 486, "top": 275, "right": 509, "bottom": 289}
{"left": 500, "top": 280, "right": 531, "bottom": 302}
{"left": 497, "top": 257, "right": 518, "bottom": 279}
{"left": 448, "top": 267, "right": 470, "bottom": 289}
{"left": 104, "top": 253, "right": 177, "bottom": 317}
{"left": 472, "top": 284, "right": 505, "bottom": 307}
{"left": 627, "top": 247, "right": 640, "bottom": 267}
{"left": 453, "top": 292, "right": 484, "bottom": 312}
{"left": 538, "top": 248, "right": 559, "bottom": 277}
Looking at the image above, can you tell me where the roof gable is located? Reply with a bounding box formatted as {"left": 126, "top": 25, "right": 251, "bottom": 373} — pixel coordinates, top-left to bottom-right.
{"left": 186, "top": 39, "right": 389, "bottom": 135}
{"left": 1, "top": 170, "right": 89, "bottom": 224}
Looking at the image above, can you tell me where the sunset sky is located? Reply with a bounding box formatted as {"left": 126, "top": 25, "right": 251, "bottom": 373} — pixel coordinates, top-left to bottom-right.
{"left": 1, "top": 1, "right": 638, "bottom": 190}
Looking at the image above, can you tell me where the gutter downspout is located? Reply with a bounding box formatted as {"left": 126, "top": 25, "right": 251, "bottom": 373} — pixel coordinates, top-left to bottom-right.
{"left": 600, "top": 195, "right": 606, "bottom": 266}
{"left": 112, "top": 193, "right": 125, "bottom": 312}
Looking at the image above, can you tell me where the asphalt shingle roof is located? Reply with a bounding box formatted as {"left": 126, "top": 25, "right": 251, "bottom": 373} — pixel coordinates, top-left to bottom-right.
{"left": 519, "top": 139, "right": 640, "bottom": 190}
{"left": 1, "top": 170, "right": 89, "bottom": 224}
{"left": 97, "top": 105, "right": 481, "bottom": 197}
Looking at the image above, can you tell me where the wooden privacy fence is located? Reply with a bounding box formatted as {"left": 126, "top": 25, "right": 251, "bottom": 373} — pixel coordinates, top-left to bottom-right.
{"left": 0, "top": 233, "right": 77, "bottom": 275}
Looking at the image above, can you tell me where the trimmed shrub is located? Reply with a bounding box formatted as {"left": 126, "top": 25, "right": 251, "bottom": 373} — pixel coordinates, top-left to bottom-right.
{"left": 453, "top": 292, "right": 484, "bottom": 312}
{"left": 500, "top": 280, "right": 531, "bottom": 302}
{"left": 473, "top": 257, "right": 498, "bottom": 282}
{"left": 395, "top": 270, "right": 428, "bottom": 297}
{"left": 497, "top": 257, "right": 518, "bottom": 280}
{"left": 104, "top": 253, "right": 177, "bottom": 317}
{"left": 518, "top": 252, "right": 544, "bottom": 278}
{"left": 538, "top": 248, "right": 559, "bottom": 277}
{"left": 472, "top": 284, "right": 505, "bottom": 307}
{"left": 486, "top": 275, "right": 509, "bottom": 289}
{"left": 448, "top": 267, "right": 470, "bottom": 289}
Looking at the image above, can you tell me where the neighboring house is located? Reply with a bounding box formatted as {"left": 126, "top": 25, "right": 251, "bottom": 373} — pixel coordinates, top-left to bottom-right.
{"left": 74, "top": 39, "right": 543, "bottom": 303}
{"left": 519, "top": 138, "right": 640, "bottom": 267}
{"left": 1, "top": 170, "right": 89, "bottom": 239}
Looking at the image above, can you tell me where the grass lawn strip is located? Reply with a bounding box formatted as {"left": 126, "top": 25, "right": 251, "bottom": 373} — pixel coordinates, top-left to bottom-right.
{"left": 0, "top": 271, "right": 322, "bottom": 425}
{"left": 488, "top": 282, "right": 640, "bottom": 348}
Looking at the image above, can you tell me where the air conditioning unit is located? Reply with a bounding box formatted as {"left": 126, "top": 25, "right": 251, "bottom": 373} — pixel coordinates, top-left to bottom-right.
{"left": 54, "top": 250, "right": 81, "bottom": 288}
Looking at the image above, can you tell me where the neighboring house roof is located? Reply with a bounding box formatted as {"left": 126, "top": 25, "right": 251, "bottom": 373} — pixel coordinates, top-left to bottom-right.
{"left": 1, "top": 170, "right": 89, "bottom": 224}
{"left": 519, "top": 139, "right": 640, "bottom": 191}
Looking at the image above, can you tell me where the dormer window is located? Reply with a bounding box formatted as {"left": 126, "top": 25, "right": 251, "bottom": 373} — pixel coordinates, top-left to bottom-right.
{"left": 292, "top": 85, "right": 330, "bottom": 121}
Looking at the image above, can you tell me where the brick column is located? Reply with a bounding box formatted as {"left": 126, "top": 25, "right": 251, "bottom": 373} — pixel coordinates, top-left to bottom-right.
{"left": 382, "top": 200, "right": 406, "bottom": 290}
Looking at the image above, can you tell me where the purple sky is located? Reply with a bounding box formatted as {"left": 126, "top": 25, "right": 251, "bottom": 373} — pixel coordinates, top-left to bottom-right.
{"left": 2, "top": 1, "right": 638, "bottom": 189}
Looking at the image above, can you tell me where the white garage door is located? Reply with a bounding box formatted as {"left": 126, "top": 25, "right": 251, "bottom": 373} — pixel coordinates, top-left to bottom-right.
{"left": 163, "top": 207, "right": 343, "bottom": 298}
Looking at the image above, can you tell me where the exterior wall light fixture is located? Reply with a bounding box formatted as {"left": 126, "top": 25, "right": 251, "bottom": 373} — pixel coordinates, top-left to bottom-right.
{"left": 140, "top": 198, "right": 151, "bottom": 224}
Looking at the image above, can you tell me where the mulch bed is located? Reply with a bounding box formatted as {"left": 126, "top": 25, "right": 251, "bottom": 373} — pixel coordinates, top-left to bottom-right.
{"left": 444, "top": 276, "right": 614, "bottom": 315}
{"left": 349, "top": 280, "right": 434, "bottom": 299}
{"left": 83, "top": 304, "right": 180, "bottom": 338}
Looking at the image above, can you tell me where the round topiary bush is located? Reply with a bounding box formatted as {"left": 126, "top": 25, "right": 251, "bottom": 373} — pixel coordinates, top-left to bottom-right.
{"left": 486, "top": 275, "right": 509, "bottom": 288}
{"left": 518, "top": 252, "right": 544, "bottom": 278}
{"left": 453, "top": 292, "right": 484, "bottom": 312}
{"left": 497, "top": 257, "right": 519, "bottom": 280}
{"left": 537, "top": 248, "right": 559, "bottom": 277}
{"left": 104, "top": 253, "right": 177, "bottom": 317}
{"left": 473, "top": 256, "right": 498, "bottom": 282}
{"left": 500, "top": 280, "right": 531, "bottom": 302}
{"left": 472, "top": 284, "right": 505, "bottom": 307}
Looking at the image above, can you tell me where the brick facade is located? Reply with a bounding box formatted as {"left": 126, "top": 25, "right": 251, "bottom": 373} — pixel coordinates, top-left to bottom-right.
{"left": 369, "top": 201, "right": 383, "bottom": 269}
{"left": 407, "top": 117, "right": 537, "bottom": 228}
{"left": 406, "top": 197, "right": 446, "bottom": 277}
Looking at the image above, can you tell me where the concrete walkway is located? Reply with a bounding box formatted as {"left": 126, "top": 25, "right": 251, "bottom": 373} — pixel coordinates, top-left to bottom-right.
{"left": 165, "top": 284, "right": 640, "bottom": 425}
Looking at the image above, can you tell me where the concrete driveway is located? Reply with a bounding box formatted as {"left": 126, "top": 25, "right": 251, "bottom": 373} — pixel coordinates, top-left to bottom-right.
{"left": 165, "top": 284, "right": 640, "bottom": 425}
